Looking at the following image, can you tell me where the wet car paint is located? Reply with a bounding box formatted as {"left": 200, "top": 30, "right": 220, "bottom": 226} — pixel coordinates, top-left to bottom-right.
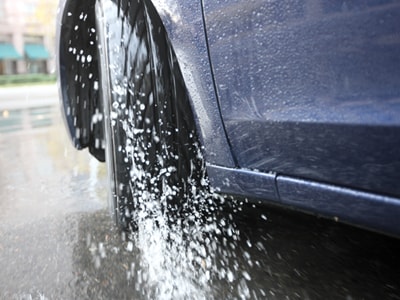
{"left": 204, "top": 0, "right": 400, "bottom": 197}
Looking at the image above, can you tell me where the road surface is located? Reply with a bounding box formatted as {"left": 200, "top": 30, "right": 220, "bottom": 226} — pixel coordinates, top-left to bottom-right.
{"left": 0, "top": 85, "right": 399, "bottom": 299}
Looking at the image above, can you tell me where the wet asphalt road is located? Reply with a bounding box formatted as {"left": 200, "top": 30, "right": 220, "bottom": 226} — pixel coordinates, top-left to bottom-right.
{"left": 0, "top": 85, "right": 400, "bottom": 299}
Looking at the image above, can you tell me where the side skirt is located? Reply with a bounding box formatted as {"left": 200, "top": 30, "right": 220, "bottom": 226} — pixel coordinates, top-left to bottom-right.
{"left": 206, "top": 164, "right": 400, "bottom": 238}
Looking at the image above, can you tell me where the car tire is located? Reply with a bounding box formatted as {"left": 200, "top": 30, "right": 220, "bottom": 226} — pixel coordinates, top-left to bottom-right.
{"left": 96, "top": 0, "right": 206, "bottom": 230}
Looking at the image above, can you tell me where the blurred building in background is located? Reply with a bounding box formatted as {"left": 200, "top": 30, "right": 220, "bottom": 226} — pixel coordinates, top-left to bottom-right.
{"left": 0, "top": 0, "right": 58, "bottom": 75}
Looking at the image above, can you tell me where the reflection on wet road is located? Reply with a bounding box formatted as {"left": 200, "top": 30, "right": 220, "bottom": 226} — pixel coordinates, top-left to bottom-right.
{"left": 0, "top": 106, "right": 56, "bottom": 134}
{"left": 0, "top": 86, "right": 399, "bottom": 299}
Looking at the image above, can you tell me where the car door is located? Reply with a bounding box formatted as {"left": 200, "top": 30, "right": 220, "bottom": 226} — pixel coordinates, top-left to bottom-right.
{"left": 203, "top": 0, "right": 400, "bottom": 198}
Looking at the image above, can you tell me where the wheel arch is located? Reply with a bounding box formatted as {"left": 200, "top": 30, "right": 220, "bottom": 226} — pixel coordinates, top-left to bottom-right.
{"left": 147, "top": 0, "right": 235, "bottom": 168}
{"left": 57, "top": 0, "right": 235, "bottom": 167}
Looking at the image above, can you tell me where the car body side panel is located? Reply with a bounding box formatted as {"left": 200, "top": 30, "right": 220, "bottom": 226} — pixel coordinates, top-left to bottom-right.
{"left": 203, "top": 0, "right": 400, "bottom": 197}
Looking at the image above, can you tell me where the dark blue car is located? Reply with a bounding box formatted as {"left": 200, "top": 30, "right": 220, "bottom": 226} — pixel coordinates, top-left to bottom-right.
{"left": 57, "top": 0, "right": 400, "bottom": 237}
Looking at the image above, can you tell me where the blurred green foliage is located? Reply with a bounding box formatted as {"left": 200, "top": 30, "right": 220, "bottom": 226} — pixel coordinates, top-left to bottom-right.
{"left": 0, "top": 74, "right": 56, "bottom": 86}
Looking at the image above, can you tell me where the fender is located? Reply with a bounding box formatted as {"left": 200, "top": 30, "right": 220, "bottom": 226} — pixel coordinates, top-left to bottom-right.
{"left": 147, "top": 0, "right": 235, "bottom": 167}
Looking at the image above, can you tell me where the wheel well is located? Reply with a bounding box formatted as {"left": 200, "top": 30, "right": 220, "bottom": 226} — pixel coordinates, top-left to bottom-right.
{"left": 58, "top": 0, "right": 105, "bottom": 161}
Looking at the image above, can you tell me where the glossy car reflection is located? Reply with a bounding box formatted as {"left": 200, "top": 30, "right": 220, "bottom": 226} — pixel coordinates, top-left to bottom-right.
{"left": 57, "top": 0, "right": 400, "bottom": 237}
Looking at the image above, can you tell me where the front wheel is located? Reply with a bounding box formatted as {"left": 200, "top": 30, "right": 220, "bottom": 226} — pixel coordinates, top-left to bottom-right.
{"left": 96, "top": 0, "right": 206, "bottom": 230}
